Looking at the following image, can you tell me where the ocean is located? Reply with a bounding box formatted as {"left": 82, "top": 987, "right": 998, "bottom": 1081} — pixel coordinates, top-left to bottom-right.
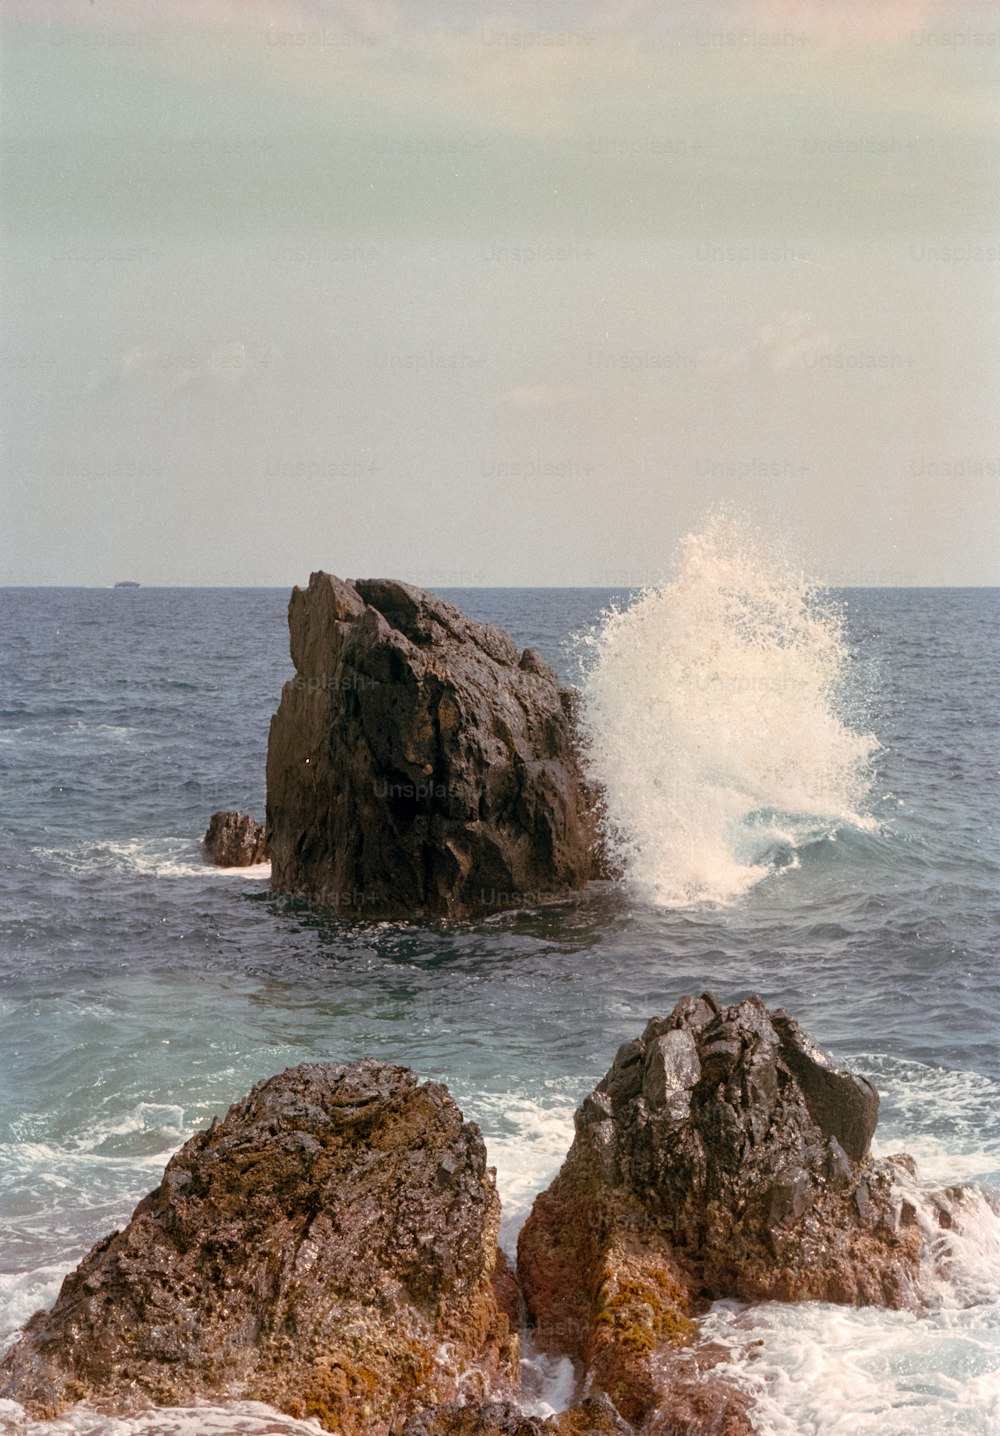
{"left": 1, "top": 557, "right": 998, "bottom": 1432}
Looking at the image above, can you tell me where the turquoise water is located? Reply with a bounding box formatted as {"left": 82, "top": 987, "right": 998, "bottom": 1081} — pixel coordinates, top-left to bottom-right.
{"left": 0, "top": 585, "right": 998, "bottom": 1434}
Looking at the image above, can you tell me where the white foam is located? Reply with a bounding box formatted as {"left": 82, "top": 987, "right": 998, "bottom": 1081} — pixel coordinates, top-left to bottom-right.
{"left": 580, "top": 510, "right": 877, "bottom": 906}
{"left": 0, "top": 1399, "right": 328, "bottom": 1434}
{"left": 37, "top": 837, "right": 270, "bottom": 882}
{"left": 863, "top": 1053, "right": 1000, "bottom": 1188}
{"left": 153, "top": 860, "right": 271, "bottom": 880}
{"left": 471, "top": 1093, "right": 577, "bottom": 1257}
{"left": 104, "top": 839, "right": 270, "bottom": 880}
{"left": 0, "top": 1269, "right": 67, "bottom": 1354}
{"left": 517, "top": 1348, "right": 577, "bottom": 1418}
{"left": 699, "top": 1288, "right": 1000, "bottom": 1436}
{"left": 0, "top": 723, "right": 138, "bottom": 748}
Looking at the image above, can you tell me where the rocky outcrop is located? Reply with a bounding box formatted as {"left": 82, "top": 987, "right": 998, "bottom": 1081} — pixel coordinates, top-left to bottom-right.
{"left": 517, "top": 994, "right": 921, "bottom": 1430}
{"left": 265, "top": 573, "right": 604, "bottom": 918}
{"left": 1, "top": 1002, "right": 929, "bottom": 1435}
{"left": 203, "top": 809, "right": 268, "bottom": 866}
{"left": 0, "top": 1061, "right": 517, "bottom": 1433}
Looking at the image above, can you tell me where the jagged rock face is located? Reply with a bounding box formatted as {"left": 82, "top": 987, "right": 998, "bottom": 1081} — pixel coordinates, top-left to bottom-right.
{"left": 0, "top": 1061, "right": 517, "bottom": 1434}
{"left": 518, "top": 994, "right": 921, "bottom": 1430}
{"left": 265, "top": 573, "right": 603, "bottom": 918}
{"left": 203, "top": 809, "right": 268, "bottom": 866}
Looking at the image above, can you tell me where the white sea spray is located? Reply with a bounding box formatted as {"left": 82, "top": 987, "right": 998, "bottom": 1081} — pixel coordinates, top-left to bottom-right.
{"left": 581, "top": 510, "right": 878, "bottom": 905}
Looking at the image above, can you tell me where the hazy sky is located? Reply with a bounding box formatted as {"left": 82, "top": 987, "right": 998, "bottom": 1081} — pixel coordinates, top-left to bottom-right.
{"left": 2, "top": 0, "right": 998, "bottom": 585}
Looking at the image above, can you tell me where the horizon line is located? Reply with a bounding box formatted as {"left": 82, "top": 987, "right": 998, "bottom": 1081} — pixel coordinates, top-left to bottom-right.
{"left": 3, "top": 582, "right": 999, "bottom": 592}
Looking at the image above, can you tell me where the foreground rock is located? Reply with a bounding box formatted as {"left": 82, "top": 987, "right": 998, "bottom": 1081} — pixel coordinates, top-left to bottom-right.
{"left": 203, "top": 809, "right": 268, "bottom": 866}
{"left": 265, "top": 573, "right": 604, "bottom": 918}
{"left": 0, "top": 1061, "right": 516, "bottom": 1432}
{"left": 518, "top": 994, "right": 921, "bottom": 1430}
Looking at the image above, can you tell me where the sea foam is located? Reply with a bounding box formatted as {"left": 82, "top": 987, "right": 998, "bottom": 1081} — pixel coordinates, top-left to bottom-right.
{"left": 581, "top": 510, "right": 878, "bottom": 905}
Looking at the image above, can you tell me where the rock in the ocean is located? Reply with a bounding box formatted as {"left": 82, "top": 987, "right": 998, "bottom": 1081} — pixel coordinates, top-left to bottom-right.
{"left": 265, "top": 573, "right": 604, "bottom": 918}
{"left": 518, "top": 994, "right": 921, "bottom": 1430}
{"left": 403, "top": 1399, "right": 545, "bottom": 1436}
{"left": 0, "top": 1061, "right": 517, "bottom": 1433}
{"left": 203, "top": 809, "right": 268, "bottom": 866}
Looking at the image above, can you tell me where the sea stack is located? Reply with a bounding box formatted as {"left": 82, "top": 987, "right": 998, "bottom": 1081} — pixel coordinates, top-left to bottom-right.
{"left": 265, "top": 573, "right": 603, "bottom": 918}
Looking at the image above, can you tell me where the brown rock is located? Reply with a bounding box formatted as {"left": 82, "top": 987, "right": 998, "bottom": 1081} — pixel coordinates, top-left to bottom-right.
{"left": 203, "top": 809, "right": 268, "bottom": 866}
{"left": 0, "top": 1061, "right": 517, "bottom": 1433}
{"left": 546, "top": 1395, "right": 635, "bottom": 1436}
{"left": 265, "top": 573, "right": 605, "bottom": 918}
{"left": 641, "top": 1361, "right": 756, "bottom": 1436}
{"left": 518, "top": 995, "right": 922, "bottom": 1431}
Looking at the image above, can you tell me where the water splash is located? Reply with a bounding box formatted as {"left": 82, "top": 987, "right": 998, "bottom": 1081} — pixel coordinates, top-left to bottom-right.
{"left": 581, "top": 511, "right": 878, "bottom": 905}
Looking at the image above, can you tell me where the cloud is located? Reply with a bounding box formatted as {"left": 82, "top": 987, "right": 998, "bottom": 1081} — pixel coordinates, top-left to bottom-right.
{"left": 698, "top": 312, "right": 834, "bottom": 374}
{"left": 500, "top": 382, "right": 583, "bottom": 411}
{"left": 733, "top": 0, "right": 942, "bottom": 44}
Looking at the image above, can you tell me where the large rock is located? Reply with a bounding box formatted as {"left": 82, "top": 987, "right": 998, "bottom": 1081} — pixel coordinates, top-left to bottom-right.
{"left": 203, "top": 809, "right": 269, "bottom": 866}
{"left": 517, "top": 994, "right": 921, "bottom": 1430}
{"left": 265, "top": 573, "right": 604, "bottom": 918}
{"left": 0, "top": 1061, "right": 517, "bottom": 1433}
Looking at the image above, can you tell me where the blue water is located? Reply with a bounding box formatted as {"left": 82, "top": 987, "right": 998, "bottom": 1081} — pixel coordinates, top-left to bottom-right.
{"left": 0, "top": 586, "right": 998, "bottom": 1435}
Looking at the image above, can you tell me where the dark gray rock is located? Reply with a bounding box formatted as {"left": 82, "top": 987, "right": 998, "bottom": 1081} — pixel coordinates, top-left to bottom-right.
{"left": 265, "top": 572, "right": 605, "bottom": 918}
{"left": 518, "top": 995, "right": 921, "bottom": 1431}
{"left": 771, "top": 1009, "right": 879, "bottom": 1162}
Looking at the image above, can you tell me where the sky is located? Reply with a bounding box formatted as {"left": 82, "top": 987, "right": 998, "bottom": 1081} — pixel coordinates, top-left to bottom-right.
{"left": 2, "top": 0, "right": 999, "bottom": 586}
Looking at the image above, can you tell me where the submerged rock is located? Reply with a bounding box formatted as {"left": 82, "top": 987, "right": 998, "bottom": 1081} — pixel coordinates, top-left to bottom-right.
{"left": 517, "top": 994, "right": 921, "bottom": 1430}
{"left": 403, "top": 1399, "right": 545, "bottom": 1436}
{"left": 203, "top": 809, "right": 268, "bottom": 866}
{"left": 405, "top": 1393, "right": 633, "bottom": 1436}
{"left": 265, "top": 572, "right": 604, "bottom": 918}
{"left": 0, "top": 1061, "right": 517, "bottom": 1433}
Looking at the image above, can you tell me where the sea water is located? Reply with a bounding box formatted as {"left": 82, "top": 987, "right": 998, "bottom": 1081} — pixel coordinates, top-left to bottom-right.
{"left": 1, "top": 526, "right": 998, "bottom": 1433}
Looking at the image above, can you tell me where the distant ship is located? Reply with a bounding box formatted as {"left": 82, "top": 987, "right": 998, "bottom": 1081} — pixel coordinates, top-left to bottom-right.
{"left": 113, "top": 581, "right": 140, "bottom": 589}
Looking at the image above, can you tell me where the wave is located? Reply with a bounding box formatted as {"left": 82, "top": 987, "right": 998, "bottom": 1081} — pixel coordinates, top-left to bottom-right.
{"left": 580, "top": 510, "right": 878, "bottom": 906}
{"left": 864, "top": 1054, "right": 1000, "bottom": 1188}
{"left": 700, "top": 1274, "right": 1000, "bottom": 1436}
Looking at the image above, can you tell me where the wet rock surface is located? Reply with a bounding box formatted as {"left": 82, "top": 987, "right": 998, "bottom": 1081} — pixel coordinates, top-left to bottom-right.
{"left": 518, "top": 993, "right": 921, "bottom": 1431}
{"left": 203, "top": 809, "right": 268, "bottom": 866}
{"left": 0, "top": 999, "right": 929, "bottom": 1436}
{"left": 405, "top": 1394, "right": 636, "bottom": 1436}
{"left": 0, "top": 1061, "right": 516, "bottom": 1433}
{"left": 265, "top": 572, "right": 604, "bottom": 918}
